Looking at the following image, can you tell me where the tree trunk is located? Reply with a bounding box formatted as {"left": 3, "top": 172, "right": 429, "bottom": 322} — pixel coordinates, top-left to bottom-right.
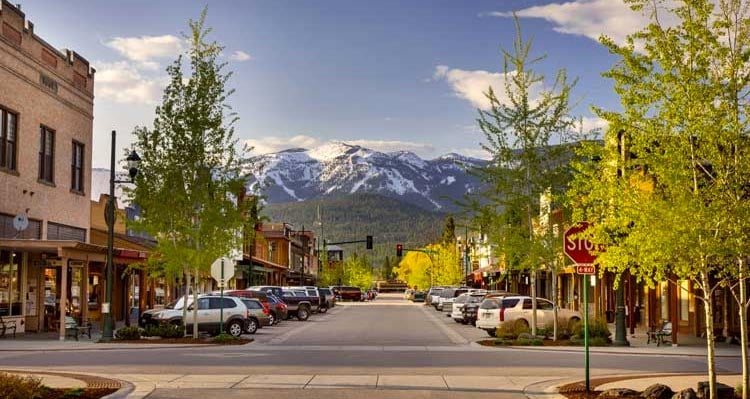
{"left": 192, "top": 267, "right": 199, "bottom": 338}
{"left": 531, "top": 269, "right": 538, "bottom": 336}
{"left": 700, "top": 270, "right": 717, "bottom": 399}
{"left": 182, "top": 267, "right": 189, "bottom": 337}
{"left": 738, "top": 259, "right": 748, "bottom": 399}
{"left": 552, "top": 263, "right": 558, "bottom": 341}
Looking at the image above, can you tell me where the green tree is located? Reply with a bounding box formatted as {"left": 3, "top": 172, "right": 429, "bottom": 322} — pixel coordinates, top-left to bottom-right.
{"left": 568, "top": 1, "right": 750, "bottom": 396}
{"left": 441, "top": 216, "right": 456, "bottom": 245}
{"left": 343, "top": 253, "right": 373, "bottom": 290}
{"left": 128, "top": 9, "right": 255, "bottom": 338}
{"left": 466, "top": 16, "right": 577, "bottom": 336}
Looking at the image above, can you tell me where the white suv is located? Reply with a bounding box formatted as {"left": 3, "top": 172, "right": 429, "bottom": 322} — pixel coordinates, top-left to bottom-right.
{"left": 157, "top": 295, "right": 248, "bottom": 337}
{"left": 476, "top": 296, "right": 582, "bottom": 337}
{"left": 450, "top": 291, "right": 487, "bottom": 321}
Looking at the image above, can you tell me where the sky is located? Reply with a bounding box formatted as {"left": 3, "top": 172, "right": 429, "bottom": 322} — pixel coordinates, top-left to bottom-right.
{"left": 16, "top": 0, "right": 656, "bottom": 167}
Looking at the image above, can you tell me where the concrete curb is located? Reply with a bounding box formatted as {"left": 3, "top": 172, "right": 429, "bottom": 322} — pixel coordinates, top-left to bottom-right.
{"left": 471, "top": 341, "right": 742, "bottom": 358}
{"left": 101, "top": 379, "right": 135, "bottom": 399}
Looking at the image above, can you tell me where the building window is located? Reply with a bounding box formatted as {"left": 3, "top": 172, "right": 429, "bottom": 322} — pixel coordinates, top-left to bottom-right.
{"left": 0, "top": 108, "right": 17, "bottom": 171}
{"left": 0, "top": 250, "right": 22, "bottom": 316}
{"left": 679, "top": 280, "right": 689, "bottom": 322}
{"left": 0, "top": 213, "right": 41, "bottom": 239}
{"left": 47, "top": 222, "right": 85, "bottom": 242}
{"left": 71, "top": 141, "right": 84, "bottom": 193}
{"left": 39, "top": 126, "right": 55, "bottom": 183}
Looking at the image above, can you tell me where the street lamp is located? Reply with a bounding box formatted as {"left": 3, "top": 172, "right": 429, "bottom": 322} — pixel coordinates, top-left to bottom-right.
{"left": 102, "top": 130, "right": 141, "bottom": 341}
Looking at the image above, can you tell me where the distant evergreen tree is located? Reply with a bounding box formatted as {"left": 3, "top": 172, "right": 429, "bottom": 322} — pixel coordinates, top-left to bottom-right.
{"left": 441, "top": 216, "right": 456, "bottom": 244}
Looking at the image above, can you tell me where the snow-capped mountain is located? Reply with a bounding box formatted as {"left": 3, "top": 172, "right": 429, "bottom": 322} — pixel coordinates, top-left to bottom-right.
{"left": 247, "top": 142, "right": 486, "bottom": 212}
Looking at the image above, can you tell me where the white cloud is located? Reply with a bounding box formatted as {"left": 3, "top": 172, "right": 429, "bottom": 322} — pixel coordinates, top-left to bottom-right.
{"left": 244, "top": 135, "right": 437, "bottom": 158}
{"left": 105, "top": 35, "right": 184, "bottom": 63}
{"left": 486, "top": 0, "right": 679, "bottom": 46}
{"left": 451, "top": 147, "right": 492, "bottom": 160}
{"left": 94, "top": 61, "right": 164, "bottom": 105}
{"left": 433, "top": 65, "right": 544, "bottom": 110}
{"left": 576, "top": 116, "right": 609, "bottom": 133}
{"left": 347, "top": 139, "right": 434, "bottom": 156}
{"left": 245, "top": 135, "right": 323, "bottom": 155}
{"left": 229, "top": 50, "right": 252, "bottom": 62}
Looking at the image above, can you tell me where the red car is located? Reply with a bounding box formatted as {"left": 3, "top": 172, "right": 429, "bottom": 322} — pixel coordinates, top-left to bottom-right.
{"left": 339, "top": 286, "right": 363, "bottom": 301}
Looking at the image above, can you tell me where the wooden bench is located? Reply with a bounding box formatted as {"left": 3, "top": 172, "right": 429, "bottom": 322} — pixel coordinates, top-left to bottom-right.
{"left": 0, "top": 314, "right": 16, "bottom": 338}
{"left": 64, "top": 316, "right": 92, "bottom": 341}
{"left": 647, "top": 321, "right": 672, "bottom": 346}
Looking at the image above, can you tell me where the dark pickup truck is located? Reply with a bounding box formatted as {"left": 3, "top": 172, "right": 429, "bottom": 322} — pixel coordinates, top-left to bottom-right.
{"left": 281, "top": 288, "right": 320, "bottom": 321}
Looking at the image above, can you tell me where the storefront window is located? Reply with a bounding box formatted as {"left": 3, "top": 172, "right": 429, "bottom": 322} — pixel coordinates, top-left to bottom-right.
{"left": 679, "top": 280, "right": 689, "bottom": 322}
{"left": 69, "top": 266, "right": 82, "bottom": 317}
{"left": 0, "top": 250, "right": 22, "bottom": 316}
{"left": 660, "top": 281, "right": 669, "bottom": 322}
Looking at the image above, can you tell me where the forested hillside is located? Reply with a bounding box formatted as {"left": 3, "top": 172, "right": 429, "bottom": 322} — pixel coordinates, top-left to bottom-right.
{"left": 262, "top": 193, "right": 449, "bottom": 275}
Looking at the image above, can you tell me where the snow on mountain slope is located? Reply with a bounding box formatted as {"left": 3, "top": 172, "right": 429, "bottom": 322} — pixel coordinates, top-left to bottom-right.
{"left": 248, "top": 142, "right": 485, "bottom": 211}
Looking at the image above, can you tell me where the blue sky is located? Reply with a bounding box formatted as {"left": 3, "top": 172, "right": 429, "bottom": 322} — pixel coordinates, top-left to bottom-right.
{"left": 18, "top": 0, "right": 652, "bottom": 167}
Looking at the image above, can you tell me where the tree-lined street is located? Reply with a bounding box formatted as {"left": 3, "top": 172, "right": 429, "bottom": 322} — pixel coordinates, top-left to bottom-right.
{"left": 0, "top": 295, "right": 740, "bottom": 398}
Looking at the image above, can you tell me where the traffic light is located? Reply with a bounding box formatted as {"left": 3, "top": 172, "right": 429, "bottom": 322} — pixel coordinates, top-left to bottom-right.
{"left": 396, "top": 244, "right": 403, "bottom": 257}
{"left": 366, "top": 235, "right": 373, "bottom": 250}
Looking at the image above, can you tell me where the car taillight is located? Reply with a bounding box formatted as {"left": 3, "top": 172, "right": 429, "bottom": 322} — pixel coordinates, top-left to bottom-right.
{"left": 262, "top": 303, "right": 270, "bottom": 315}
{"left": 499, "top": 307, "right": 505, "bottom": 322}
{"left": 246, "top": 309, "right": 250, "bottom": 318}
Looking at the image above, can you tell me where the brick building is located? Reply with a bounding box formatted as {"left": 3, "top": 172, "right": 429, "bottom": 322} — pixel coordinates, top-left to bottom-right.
{"left": 0, "top": 1, "right": 102, "bottom": 339}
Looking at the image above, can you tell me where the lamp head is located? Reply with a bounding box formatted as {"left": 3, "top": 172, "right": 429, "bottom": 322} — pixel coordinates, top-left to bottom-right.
{"left": 126, "top": 150, "right": 141, "bottom": 180}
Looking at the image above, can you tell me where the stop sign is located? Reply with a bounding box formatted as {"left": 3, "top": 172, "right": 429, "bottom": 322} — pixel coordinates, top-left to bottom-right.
{"left": 564, "top": 221, "right": 600, "bottom": 264}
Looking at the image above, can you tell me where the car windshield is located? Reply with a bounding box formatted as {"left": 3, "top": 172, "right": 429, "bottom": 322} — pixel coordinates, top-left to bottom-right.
{"left": 454, "top": 294, "right": 469, "bottom": 304}
{"left": 467, "top": 295, "right": 484, "bottom": 304}
{"left": 319, "top": 288, "right": 331, "bottom": 295}
{"left": 164, "top": 299, "right": 179, "bottom": 309}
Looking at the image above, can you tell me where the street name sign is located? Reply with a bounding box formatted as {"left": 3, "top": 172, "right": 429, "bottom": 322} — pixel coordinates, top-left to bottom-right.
{"left": 576, "top": 265, "right": 595, "bottom": 275}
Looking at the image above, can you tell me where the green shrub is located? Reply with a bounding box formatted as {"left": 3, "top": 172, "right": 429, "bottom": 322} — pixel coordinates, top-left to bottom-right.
{"left": 494, "top": 338, "right": 513, "bottom": 346}
{"left": 63, "top": 387, "right": 84, "bottom": 397}
{"left": 212, "top": 333, "right": 239, "bottom": 344}
{"left": 143, "top": 324, "right": 184, "bottom": 338}
{"left": 512, "top": 319, "right": 531, "bottom": 337}
{"left": 531, "top": 338, "right": 544, "bottom": 346}
{"left": 589, "top": 336, "right": 609, "bottom": 346}
{"left": 0, "top": 372, "right": 47, "bottom": 399}
{"left": 514, "top": 337, "right": 531, "bottom": 346}
{"left": 570, "top": 318, "right": 611, "bottom": 341}
{"left": 114, "top": 326, "right": 142, "bottom": 341}
{"left": 496, "top": 322, "right": 517, "bottom": 339}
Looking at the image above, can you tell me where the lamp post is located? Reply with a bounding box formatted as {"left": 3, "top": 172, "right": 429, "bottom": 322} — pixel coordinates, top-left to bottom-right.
{"left": 102, "top": 130, "right": 141, "bottom": 342}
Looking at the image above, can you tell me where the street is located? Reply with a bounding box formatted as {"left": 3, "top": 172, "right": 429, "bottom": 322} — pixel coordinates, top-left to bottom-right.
{"left": 0, "top": 294, "right": 740, "bottom": 398}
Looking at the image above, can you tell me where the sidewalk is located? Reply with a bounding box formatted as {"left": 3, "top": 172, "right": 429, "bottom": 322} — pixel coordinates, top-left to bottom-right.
{"left": 1, "top": 330, "right": 746, "bottom": 398}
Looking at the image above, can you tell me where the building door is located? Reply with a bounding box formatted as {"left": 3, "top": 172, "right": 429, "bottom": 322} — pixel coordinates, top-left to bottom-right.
{"left": 43, "top": 267, "right": 58, "bottom": 331}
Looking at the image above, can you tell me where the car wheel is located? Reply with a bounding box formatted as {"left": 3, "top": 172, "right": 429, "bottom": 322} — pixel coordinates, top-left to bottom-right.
{"left": 227, "top": 320, "right": 244, "bottom": 337}
{"left": 319, "top": 306, "right": 328, "bottom": 314}
{"left": 297, "top": 306, "right": 310, "bottom": 321}
{"left": 487, "top": 329, "right": 497, "bottom": 338}
{"left": 471, "top": 319, "right": 477, "bottom": 327}
{"left": 460, "top": 319, "right": 468, "bottom": 325}
{"left": 268, "top": 313, "right": 276, "bottom": 326}
{"left": 245, "top": 318, "right": 258, "bottom": 334}
{"left": 169, "top": 319, "right": 182, "bottom": 327}
{"left": 516, "top": 319, "right": 530, "bottom": 330}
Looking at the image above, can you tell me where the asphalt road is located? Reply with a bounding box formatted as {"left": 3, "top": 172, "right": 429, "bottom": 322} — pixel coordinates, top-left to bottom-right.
{"left": 0, "top": 294, "right": 740, "bottom": 398}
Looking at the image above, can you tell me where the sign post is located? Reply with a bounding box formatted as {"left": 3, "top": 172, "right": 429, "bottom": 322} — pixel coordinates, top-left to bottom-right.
{"left": 564, "top": 221, "right": 600, "bottom": 392}
{"left": 211, "top": 257, "right": 234, "bottom": 335}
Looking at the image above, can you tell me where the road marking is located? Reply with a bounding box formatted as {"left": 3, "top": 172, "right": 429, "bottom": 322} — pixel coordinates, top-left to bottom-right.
{"left": 420, "top": 305, "right": 470, "bottom": 345}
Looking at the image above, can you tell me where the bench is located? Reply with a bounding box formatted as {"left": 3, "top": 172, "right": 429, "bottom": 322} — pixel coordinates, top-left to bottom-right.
{"left": 0, "top": 314, "right": 16, "bottom": 338}
{"left": 647, "top": 321, "right": 672, "bottom": 346}
{"left": 64, "top": 316, "right": 92, "bottom": 341}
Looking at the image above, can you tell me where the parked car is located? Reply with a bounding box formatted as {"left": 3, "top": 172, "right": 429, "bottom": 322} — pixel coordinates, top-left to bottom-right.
{"left": 461, "top": 291, "right": 515, "bottom": 326}
{"left": 450, "top": 291, "right": 487, "bottom": 322}
{"left": 265, "top": 294, "right": 288, "bottom": 324}
{"left": 249, "top": 285, "right": 283, "bottom": 298}
{"left": 441, "top": 288, "right": 480, "bottom": 315}
{"left": 338, "top": 286, "right": 363, "bottom": 301}
{"left": 411, "top": 291, "right": 426, "bottom": 302}
{"left": 144, "top": 295, "right": 195, "bottom": 327}
{"left": 426, "top": 287, "right": 444, "bottom": 306}
{"left": 157, "top": 295, "right": 248, "bottom": 337}
{"left": 367, "top": 289, "right": 377, "bottom": 300}
{"left": 238, "top": 298, "right": 271, "bottom": 334}
{"left": 318, "top": 288, "right": 336, "bottom": 311}
{"left": 476, "top": 296, "right": 582, "bottom": 337}
{"left": 281, "top": 289, "right": 319, "bottom": 320}
{"left": 404, "top": 288, "right": 415, "bottom": 300}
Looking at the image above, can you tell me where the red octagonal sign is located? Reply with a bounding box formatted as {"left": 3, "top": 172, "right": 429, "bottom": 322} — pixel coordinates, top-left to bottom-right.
{"left": 564, "top": 221, "right": 600, "bottom": 265}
